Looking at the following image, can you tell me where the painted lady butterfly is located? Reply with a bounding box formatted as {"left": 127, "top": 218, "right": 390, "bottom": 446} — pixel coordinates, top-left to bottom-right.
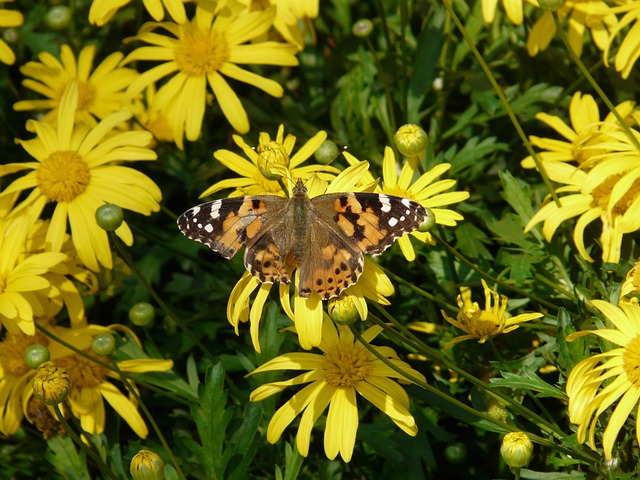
{"left": 177, "top": 179, "right": 427, "bottom": 300}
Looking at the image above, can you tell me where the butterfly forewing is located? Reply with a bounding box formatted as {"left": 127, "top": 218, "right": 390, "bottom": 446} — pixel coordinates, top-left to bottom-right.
{"left": 177, "top": 196, "right": 286, "bottom": 259}
{"left": 313, "top": 192, "right": 427, "bottom": 256}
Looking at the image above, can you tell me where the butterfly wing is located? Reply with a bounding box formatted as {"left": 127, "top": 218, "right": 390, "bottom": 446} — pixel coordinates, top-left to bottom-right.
{"left": 314, "top": 192, "right": 427, "bottom": 255}
{"left": 177, "top": 196, "right": 288, "bottom": 259}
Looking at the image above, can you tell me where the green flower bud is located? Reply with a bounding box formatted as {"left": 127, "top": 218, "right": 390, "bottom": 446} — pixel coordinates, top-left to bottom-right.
{"left": 45, "top": 6, "right": 71, "bottom": 30}
{"left": 394, "top": 124, "right": 428, "bottom": 158}
{"left": 25, "top": 344, "right": 51, "bottom": 369}
{"left": 328, "top": 296, "right": 359, "bottom": 325}
{"left": 444, "top": 442, "right": 468, "bottom": 465}
{"left": 95, "top": 204, "right": 124, "bottom": 231}
{"left": 314, "top": 140, "right": 340, "bottom": 165}
{"left": 130, "top": 450, "right": 165, "bottom": 480}
{"left": 352, "top": 19, "right": 373, "bottom": 38}
{"left": 32, "top": 363, "right": 70, "bottom": 405}
{"left": 501, "top": 432, "right": 533, "bottom": 469}
{"left": 92, "top": 334, "right": 116, "bottom": 356}
{"left": 129, "top": 302, "right": 156, "bottom": 327}
{"left": 418, "top": 207, "right": 436, "bottom": 232}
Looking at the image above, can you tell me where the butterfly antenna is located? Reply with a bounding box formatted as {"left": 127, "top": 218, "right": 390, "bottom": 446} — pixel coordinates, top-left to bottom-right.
{"left": 301, "top": 145, "right": 348, "bottom": 189}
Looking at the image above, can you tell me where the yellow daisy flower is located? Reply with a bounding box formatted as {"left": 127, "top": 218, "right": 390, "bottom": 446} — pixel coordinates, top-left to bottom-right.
{"left": 566, "top": 300, "right": 640, "bottom": 459}
{"left": 620, "top": 261, "right": 640, "bottom": 304}
{"left": 13, "top": 45, "right": 139, "bottom": 127}
{"left": 0, "top": 322, "right": 173, "bottom": 437}
{"left": 203, "top": 124, "right": 336, "bottom": 198}
{"left": 0, "top": 210, "right": 69, "bottom": 336}
{"left": 122, "top": 2, "right": 299, "bottom": 147}
{"left": 88, "top": 0, "right": 187, "bottom": 25}
{"left": 238, "top": 0, "right": 319, "bottom": 50}
{"left": 599, "top": 2, "right": 640, "bottom": 79}
{"left": 1, "top": 82, "right": 161, "bottom": 272}
{"left": 248, "top": 317, "right": 426, "bottom": 462}
{"left": 433, "top": 279, "right": 542, "bottom": 348}
{"left": 0, "top": 1, "right": 23, "bottom": 65}
{"left": 521, "top": 92, "right": 638, "bottom": 173}
{"left": 527, "top": 0, "right": 616, "bottom": 58}
{"left": 225, "top": 161, "right": 396, "bottom": 352}
{"left": 376, "top": 146, "right": 470, "bottom": 261}
{"left": 481, "top": 0, "right": 524, "bottom": 24}
{"left": 525, "top": 153, "right": 640, "bottom": 263}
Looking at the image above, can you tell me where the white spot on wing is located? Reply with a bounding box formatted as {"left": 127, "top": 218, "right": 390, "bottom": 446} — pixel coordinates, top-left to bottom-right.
{"left": 388, "top": 217, "right": 398, "bottom": 227}
{"left": 209, "top": 201, "right": 222, "bottom": 219}
{"left": 379, "top": 195, "right": 392, "bottom": 213}
{"left": 204, "top": 224, "right": 213, "bottom": 233}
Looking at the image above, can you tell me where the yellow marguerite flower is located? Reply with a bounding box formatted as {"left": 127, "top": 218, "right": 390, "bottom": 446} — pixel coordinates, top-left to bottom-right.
{"left": 0, "top": 212, "right": 67, "bottom": 335}
{"left": 599, "top": 2, "right": 640, "bottom": 79}
{"left": 89, "top": 0, "right": 187, "bottom": 25}
{"left": 122, "top": 2, "right": 299, "bottom": 147}
{"left": 226, "top": 161, "right": 395, "bottom": 352}
{"left": 0, "top": 322, "right": 172, "bottom": 437}
{"left": 430, "top": 279, "right": 542, "bottom": 348}
{"left": 481, "top": 0, "right": 524, "bottom": 24}
{"left": 248, "top": 317, "right": 425, "bottom": 462}
{"left": 620, "top": 261, "right": 640, "bottom": 304}
{"left": 525, "top": 152, "right": 640, "bottom": 263}
{"left": 204, "top": 124, "right": 336, "bottom": 198}
{"left": 0, "top": 1, "right": 23, "bottom": 65}
{"left": 376, "top": 146, "right": 469, "bottom": 261}
{"left": 238, "top": 0, "right": 319, "bottom": 49}
{"left": 1, "top": 82, "right": 161, "bottom": 272}
{"left": 13, "top": 45, "right": 139, "bottom": 127}
{"left": 521, "top": 92, "right": 638, "bottom": 173}
{"left": 566, "top": 300, "right": 640, "bottom": 459}
{"left": 527, "top": 0, "right": 616, "bottom": 58}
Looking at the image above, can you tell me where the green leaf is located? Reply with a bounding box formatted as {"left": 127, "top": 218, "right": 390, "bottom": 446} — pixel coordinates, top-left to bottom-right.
{"left": 520, "top": 469, "right": 587, "bottom": 479}
{"left": 496, "top": 249, "right": 543, "bottom": 285}
{"left": 407, "top": 26, "right": 444, "bottom": 122}
{"left": 45, "top": 436, "right": 90, "bottom": 480}
{"left": 500, "top": 170, "right": 536, "bottom": 220}
{"left": 454, "top": 222, "right": 494, "bottom": 260}
{"left": 281, "top": 442, "right": 304, "bottom": 480}
{"left": 490, "top": 368, "right": 567, "bottom": 400}
{"left": 557, "top": 308, "right": 584, "bottom": 371}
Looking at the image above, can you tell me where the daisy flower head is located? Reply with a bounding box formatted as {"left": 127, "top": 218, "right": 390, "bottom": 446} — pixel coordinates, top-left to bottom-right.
{"left": 224, "top": 161, "right": 395, "bottom": 352}
{"left": 521, "top": 92, "right": 638, "bottom": 174}
{"left": 481, "top": 0, "right": 524, "bottom": 25}
{"left": 204, "top": 124, "right": 335, "bottom": 198}
{"left": 0, "top": 1, "right": 23, "bottom": 65}
{"left": 13, "top": 45, "right": 140, "bottom": 127}
{"left": 0, "top": 210, "right": 68, "bottom": 336}
{"left": 566, "top": 300, "right": 640, "bottom": 459}
{"left": 248, "top": 317, "right": 426, "bottom": 462}
{"left": 0, "top": 321, "right": 173, "bottom": 437}
{"left": 376, "top": 146, "right": 470, "bottom": 261}
{"left": 89, "top": 0, "right": 187, "bottom": 26}
{"left": 437, "top": 279, "right": 542, "bottom": 348}
{"left": 525, "top": 151, "right": 640, "bottom": 263}
{"left": 527, "top": 0, "right": 616, "bottom": 58}
{"left": 1, "top": 81, "right": 161, "bottom": 272}
{"left": 122, "top": 1, "right": 299, "bottom": 148}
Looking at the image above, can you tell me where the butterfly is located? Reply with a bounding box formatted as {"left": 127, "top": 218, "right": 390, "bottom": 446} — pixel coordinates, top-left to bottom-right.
{"left": 177, "top": 178, "right": 427, "bottom": 300}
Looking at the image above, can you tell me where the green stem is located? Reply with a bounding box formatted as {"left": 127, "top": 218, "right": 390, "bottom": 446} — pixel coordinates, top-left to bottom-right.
{"left": 52, "top": 404, "right": 119, "bottom": 480}
{"left": 109, "top": 231, "right": 216, "bottom": 364}
{"left": 440, "top": 0, "right": 560, "bottom": 206}
{"left": 551, "top": 14, "right": 640, "bottom": 152}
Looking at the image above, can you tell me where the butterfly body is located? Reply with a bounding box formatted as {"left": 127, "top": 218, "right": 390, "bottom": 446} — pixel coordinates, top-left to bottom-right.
{"left": 178, "top": 179, "right": 426, "bottom": 300}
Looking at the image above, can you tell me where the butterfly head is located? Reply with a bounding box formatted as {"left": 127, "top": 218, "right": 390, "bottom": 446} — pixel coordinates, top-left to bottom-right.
{"left": 292, "top": 178, "right": 308, "bottom": 198}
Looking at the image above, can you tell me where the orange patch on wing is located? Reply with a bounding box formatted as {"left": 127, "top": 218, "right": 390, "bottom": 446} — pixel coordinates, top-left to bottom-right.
{"left": 357, "top": 211, "right": 381, "bottom": 228}
{"left": 245, "top": 217, "right": 263, "bottom": 240}
{"left": 336, "top": 214, "right": 355, "bottom": 236}
{"left": 332, "top": 196, "right": 362, "bottom": 213}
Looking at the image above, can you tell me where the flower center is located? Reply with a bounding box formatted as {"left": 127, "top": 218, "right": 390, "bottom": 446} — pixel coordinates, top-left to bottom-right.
{"left": 175, "top": 24, "right": 229, "bottom": 76}
{"left": 623, "top": 336, "right": 640, "bottom": 386}
{"left": 37, "top": 151, "right": 90, "bottom": 203}
{"left": 0, "top": 331, "right": 49, "bottom": 377}
{"left": 323, "top": 343, "right": 372, "bottom": 388}
{"left": 55, "top": 352, "right": 109, "bottom": 388}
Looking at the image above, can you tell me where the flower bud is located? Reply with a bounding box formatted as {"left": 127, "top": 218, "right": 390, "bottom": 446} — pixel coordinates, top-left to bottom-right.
{"left": 328, "top": 296, "right": 360, "bottom": 325}
{"left": 314, "top": 140, "right": 340, "bottom": 164}
{"left": 501, "top": 431, "right": 533, "bottom": 469}
{"left": 32, "top": 362, "right": 70, "bottom": 405}
{"left": 418, "top": 207, "right": 436, "bottom": 232}
{"left": 352, "top": 19, "right": 373, "bottom": 38}
{"left": 394, "top": 124, "right": 428, "bottom": 158}
{"left": 95, "top": 204, "right": 124, "bottom": 231}
{"left": 25, "top": 344, "right": 51, "bottom": 369}
{"left": 92, "top": 334, "right": 116, "bottom": 356}
{"left": 129, "top": 302, "right": 155, "bottom": 327}
{"left": 486, "top": 398, "right": 508, "bottom": 424}
{"left": 130, "top": 450, "right": 165, "bottom": 480}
